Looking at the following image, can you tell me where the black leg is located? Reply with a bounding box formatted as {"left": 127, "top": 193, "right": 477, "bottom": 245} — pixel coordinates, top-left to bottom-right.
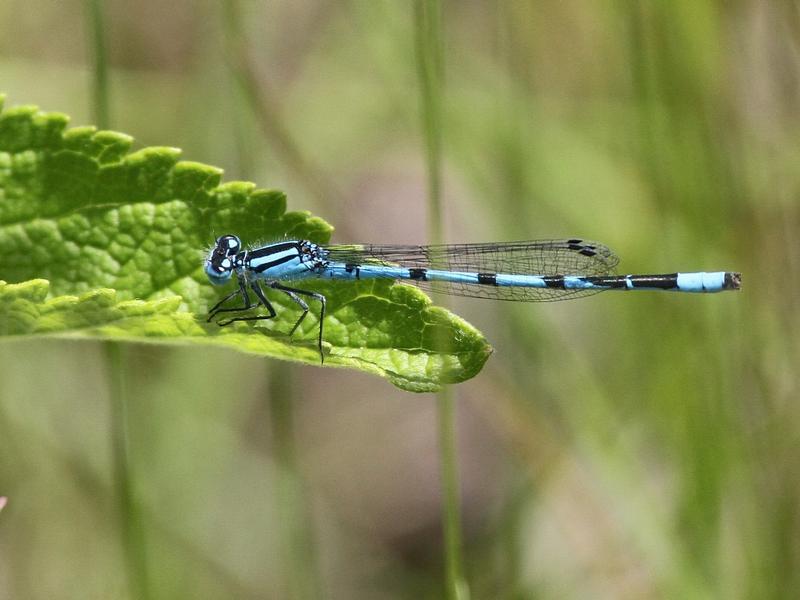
{"left": 270, "top": 282, "right": 327, "bottom": 364}
{"left": 216, "top": 281, "right": 277, "bottom": 326}
{"left": 207, "top": 289, "right": 240, "bottom": 320}
{"left": 208, "top": 279, "right": 253, "bottom": 322}
{"left": 280, "top": 289, "right": 310, "bottom": 337}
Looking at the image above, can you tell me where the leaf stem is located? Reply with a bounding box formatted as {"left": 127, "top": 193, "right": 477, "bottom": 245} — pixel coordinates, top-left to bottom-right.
{"left": 414, "top": 2, "right": 468, "bottom": 598}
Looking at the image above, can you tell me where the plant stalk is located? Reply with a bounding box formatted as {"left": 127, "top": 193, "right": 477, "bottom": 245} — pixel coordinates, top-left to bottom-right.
{"left": 85, "top": 0, "right": 110, "bottom": 128}
{"left": 414, "top": 2, "right": 468, "bottom": 598}
{"left": 268, "top": 367, "right": 320, "bottom": 600}
{"left": 106, "top": 344, "right": 150, "bottom": 600}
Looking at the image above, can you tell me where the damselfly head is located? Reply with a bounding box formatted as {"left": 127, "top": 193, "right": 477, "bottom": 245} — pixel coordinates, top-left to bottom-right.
{"left": 205, "top": 234, "right": 241, "bottom": 285}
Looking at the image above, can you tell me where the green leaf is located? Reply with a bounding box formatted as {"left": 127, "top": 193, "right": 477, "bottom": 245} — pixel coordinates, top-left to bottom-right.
{"left": 0, "top": 96, "right": 492, "bottom": 392}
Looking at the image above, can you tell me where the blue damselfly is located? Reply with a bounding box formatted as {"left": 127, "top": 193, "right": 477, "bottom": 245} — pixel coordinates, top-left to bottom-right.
{"left": 205, "top": 235, "right": 741, "bottom": 362}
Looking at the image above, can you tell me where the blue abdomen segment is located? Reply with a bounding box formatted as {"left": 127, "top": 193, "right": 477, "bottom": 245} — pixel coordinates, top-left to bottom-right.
{"left": 322, "top": 262, "right": 740, "bottom": 294}
{"left": 674, "top": 272, "right": 728, "bottom": 292}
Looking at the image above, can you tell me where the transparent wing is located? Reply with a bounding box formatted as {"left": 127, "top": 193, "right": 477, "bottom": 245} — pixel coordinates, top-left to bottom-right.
{"left": 323, "top": 239, "right": 620, "bottom": 301}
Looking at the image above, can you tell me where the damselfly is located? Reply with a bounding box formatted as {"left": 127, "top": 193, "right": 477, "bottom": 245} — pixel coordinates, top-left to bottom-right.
{"left": 205, "top": 235, "right": 741, "bottom": 362}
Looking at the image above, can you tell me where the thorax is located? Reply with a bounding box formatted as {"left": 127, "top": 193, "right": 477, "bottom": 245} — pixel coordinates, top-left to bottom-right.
{"left": 241, "top": 240, "right": 327, "bottom": 280}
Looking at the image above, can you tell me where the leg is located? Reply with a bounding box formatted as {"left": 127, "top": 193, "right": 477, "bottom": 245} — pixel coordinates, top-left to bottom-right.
{"left": 270, "top": 282, "right": 327, "bottom": 364}
{"left": 208, "top": 279, "right": 253, "bottom": 322}
{"left": 279, "top": 289, "right": 310, "bottom": 337}
{"left": 216, "top": 281, "right": 277, "bottom": 326}
{"left": 207, "top": 289, "right": 240, "bottom": 320}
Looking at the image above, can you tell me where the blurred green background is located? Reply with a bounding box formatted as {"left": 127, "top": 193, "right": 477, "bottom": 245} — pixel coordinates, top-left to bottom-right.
{"left": 0, "top": 1, "right": 794, "bottom": 598}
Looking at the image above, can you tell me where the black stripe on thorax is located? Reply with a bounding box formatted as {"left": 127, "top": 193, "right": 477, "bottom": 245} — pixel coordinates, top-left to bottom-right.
{"left": 248, "top": 252, "right": 299, "bottom": 273}
{"left": 247, "top": 241, "right": 300, "bottom": 259}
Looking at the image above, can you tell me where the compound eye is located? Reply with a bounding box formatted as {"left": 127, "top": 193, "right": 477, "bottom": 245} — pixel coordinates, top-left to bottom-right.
{"left": 216, "top": 234, "right": 241, "bottom": 256}
{"left": 205, "top": 255, "right": 234, "bottom": 285}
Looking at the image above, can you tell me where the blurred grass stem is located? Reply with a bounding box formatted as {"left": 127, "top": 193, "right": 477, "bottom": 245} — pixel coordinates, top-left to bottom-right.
{"left": 105, "top": 343, "right": 150, "bottom": 600}
{"left": 268, "top": 369, "right": 320, "bottom": 600}
{"left": 221, "top": 0, "right": 343, "bottom": 208}
{"left": 222, "top": 2, "right": 321, "bottom": 597}
{"left": 84, "top": 0, "right": 110, "bottom": 128}
{"left": 85, "top": 3, "right": 149, "bottom": 596}
{"left": 414, "top": 1, "right": 468, "bottom": 598}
